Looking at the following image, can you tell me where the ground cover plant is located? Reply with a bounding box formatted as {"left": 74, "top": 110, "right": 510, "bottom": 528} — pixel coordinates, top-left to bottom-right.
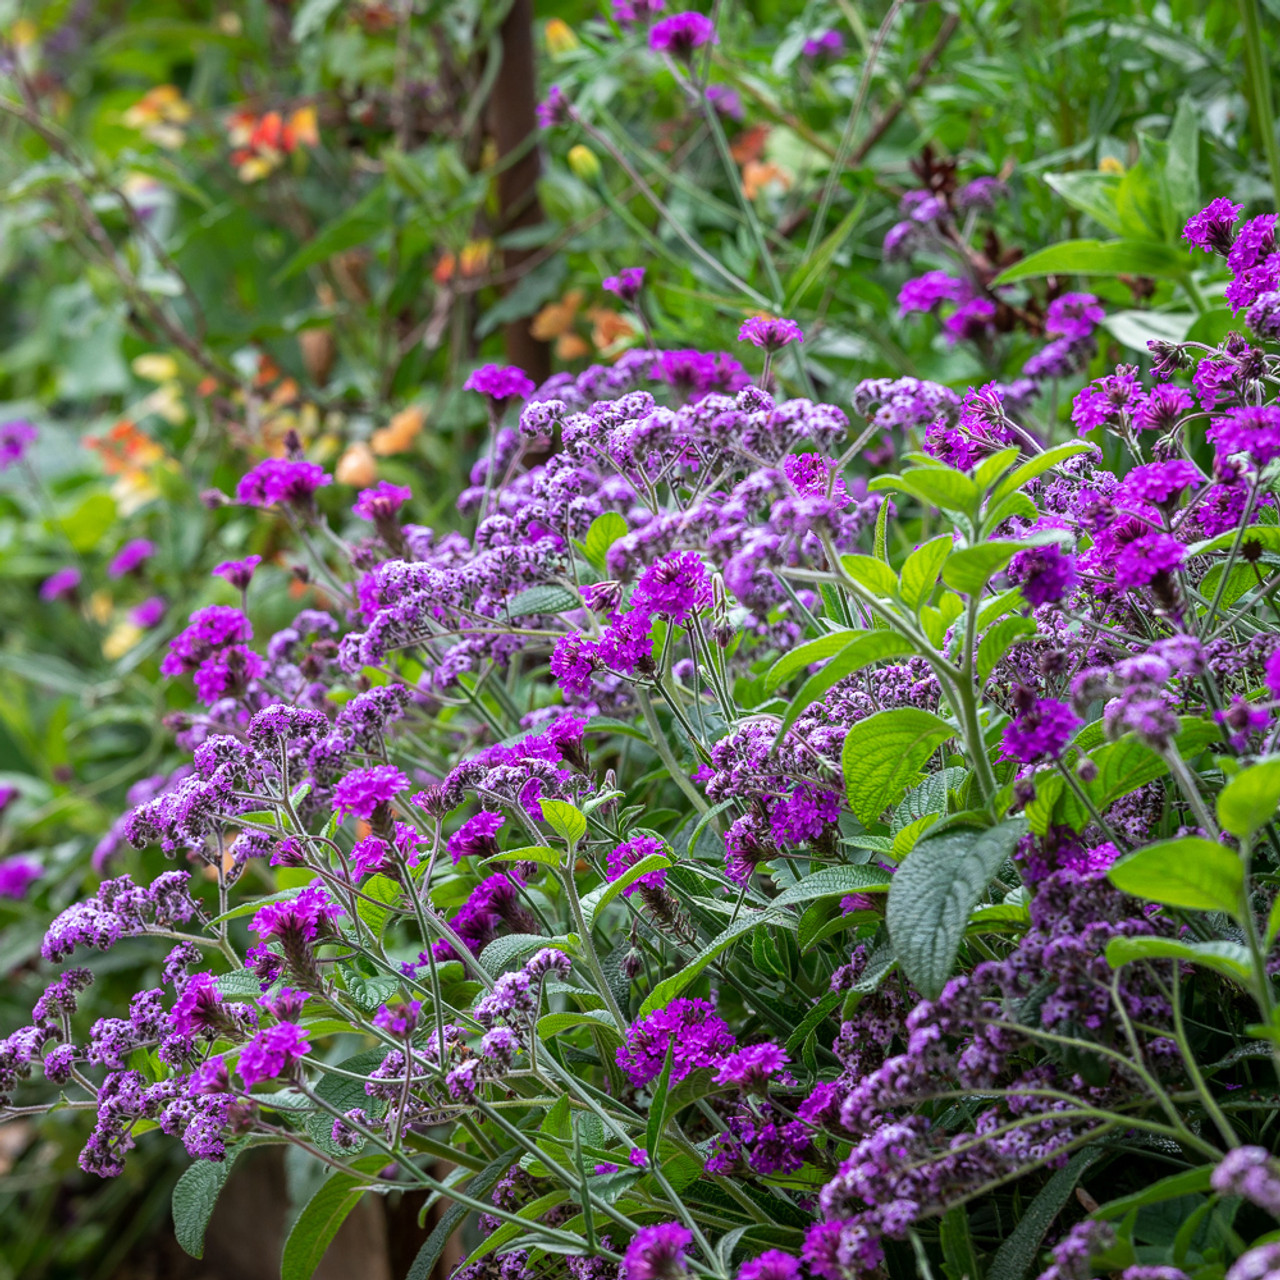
{"left": 7, "top": 3, "right": 1280, "bottom": 1280}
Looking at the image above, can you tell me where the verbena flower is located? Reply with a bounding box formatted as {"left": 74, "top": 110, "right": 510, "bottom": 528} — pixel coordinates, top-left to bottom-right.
{"left": 737, "top": 317, "right": 804, "bottom": 350}
{"left": 649, "top": 12, "right": 715, "bottom": 56}
{"left": 464, "top": 365, "right": 536, "bottom": 404}
{"left": 107, "top": 538, "right": 155, "bottom": 578}
{"left": 623, "top": 1223, "right": 693, "bottom": 1280}
{"left": 0, "top": 419, "right": 37, "bottom": 470}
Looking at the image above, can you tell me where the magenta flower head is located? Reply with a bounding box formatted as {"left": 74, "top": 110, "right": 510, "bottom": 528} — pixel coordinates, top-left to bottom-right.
{"left": 353, "top": 481, "right": 412, "bottom": 522}
{"left": 333, "top": 765, "right": 409, "bottom": 822}
{"left": 1007, "top": 544, "right": 1078, "bottom": 607}
{"left": 40, "top": 566, "right": 81, "bottom": 601}
{"left": 0, "top": 855, "right": 41, "bottom": 900}
{"left": 447, "top": 810, "right": 505, "bottom": 864}
{"left": 0, "top": 420, "right": 38, "bottom": 471}
{"left": 130, "top": 597, "right": 166, "bottom": 629}
{"left": 373, "top": 999, "right": 422, "bottom": 1038}
{"left": 0, "top": 784, "right": 17, "bottom": 814}
{"left": 464, "top": 364, "right": 536, "bottom": 406}
{"left": 802, "top": 30, "right": 844, "bottom": 60}
{"left": 1183, "top": 198, "right": 1243, "bottom": 256}
{"left": 1000, "top": 690, "right": 1079, "bottom": 765}
{"left": 235, "top": 457, "right": 331, "bottom": 510}
{"left": 624, "top": 1223, "right": 694, "bottom": 1280}
{"left": 107, "top": 538, "right": 155, "bottom": 579}
{"left": 738, "top": 316, "right": 804, "bottom": 351}
{"left": 537, "top": 84, "right": 571, "bottom": 129}
{"left": 237, "top": 1022, "right": 310, "bottom": 1089}
{"left": 649, "top": 11, "right": 715, "bottom": 56}
{"left": 603, "top": 267, "right": 646, "bottom": 304}
{"left": 705, "top": 84, "right": 743, "bottom": 120}
{"left": 213, "top": 555, "right": 262, "bottom": 592}
{"left": 1045, "top": 292, "right": 1105, "bottom": 341}
{"left": 738, "top": 1252, "right": 802, "bottom": 1280}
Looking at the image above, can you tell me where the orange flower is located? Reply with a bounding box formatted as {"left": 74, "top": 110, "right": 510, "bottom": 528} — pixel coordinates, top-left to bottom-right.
{"left": 531, "top": 290, "right": 585, "bottom": 341}
{"left": 371, "top": 405, "right": 425, "bottom": 456}
{"left": 730, "top": 125, "right": 769, "bottom": 165}
{"left": 587, "top": 306, "right": 636, "bottom": 353}
{"left": 742, "top": 160, "right": 791, "bottom": 200}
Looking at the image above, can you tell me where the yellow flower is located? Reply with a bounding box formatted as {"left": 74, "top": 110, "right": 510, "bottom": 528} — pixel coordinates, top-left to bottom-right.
{"left": 545, "top": 18, "right": 579, "bottom": 56}
{"left": 132, "top": 353, "right": 180, "bottom": 383}
{"left": 568, "top": 145, "right": 601, "bottom": 182}
{"left": 103, "top": 621, "right": 144, "bottom": 661}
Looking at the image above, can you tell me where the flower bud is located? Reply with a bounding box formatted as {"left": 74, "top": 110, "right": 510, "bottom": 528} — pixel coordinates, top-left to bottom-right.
{"left": 568, "top": 144, "right": 601, "bottom": 182}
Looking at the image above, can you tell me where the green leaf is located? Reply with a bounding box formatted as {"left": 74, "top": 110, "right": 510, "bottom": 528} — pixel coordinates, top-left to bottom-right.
{"left": 291, "top": 0, "right": 344, "bottom": 41}
{"left": 940, "top": 1204, "right": 983, "bottom": 1280}
{"left": 941, "top": 541, "right": 1024, "bottom": 595}
{"left": 764, "top": 630, "right": 861, "bottom": 692}
{"left": 978, "top": 617, "right": 1037, "bottom": 685}
{"left": 784, "top": 989, "right": 843, "bottom": 1055}
{"left": 770, "top": 864, "right": 893, "bottom": 906}
{"left": 646, "top": 1039, "right": 676, "bottom": 1158}
{"left": 483, "top": 845, "right": 563, "bottom": 869}
{"left": 639, "top": 909, "right": 795, "bottom": 1016}
{"left": 1043, "top": 171, "right": 1128, "bottom": 237}
{"left": 505, "top": 585, "right": 582, "bottom": 616}
{"left": 1105, "top": 935, "right": 1252, "bottom": 986}
{"left": 989, "top": 442, "right": 1095, "bottom": 507}
{"left": 887, "top": 820, "right": 1027, "bottom": 998}
{"left": 841, "top": 709, "right": 955, "bottom": 825}
{"left": 973, "top": 447, "right": 1021, "bottom": 493}
{"left": 873, "top": 491, "right": 891, "bottom": 562}
{"left": 405, "top": 1150, "right": 519, "bottom": 1280}
{"left": 900, "top": 537, "right": 953, "bottom": 612}
{"left": 541, "top": 800, "right": 587, "bottom": 845}
{"left": 583, "top": 512, "right": 629, "bottom": 572}
{"left": 871, "top": 467, "right": 979, "bottom": 517}
{"left": 538, "top": 1010, "right": 624, "bottom": 1049}
{"left": 774, "top": 632, "right": 917, "bottom": 742}
{"left": 985, "top": 1148, "right": 1103, "bottom": 1280}
{"left": 580, "top": 853, "right": 672, "bottom": 929}
{"left": 281, "top": 1164, "right": 380, "bottom": 1280}
{"left": 63, "top": 492, "right": 118, "bottom": 552}
{"left": 1189, "top": 524, "right": 1280, "bottom": 557}
{"left": 1093, "top": 1166, "right": 1212, "bottom": 1221}
{"left": 991, "top": 239, "right": 1189, "bottom": 285}
{"left": 173, "top": 1146, "right": 246, "bottom": 1258}
{"left": 840, "top": 554, "right": 899, "bottom": 597}
{"left": 479, "top": 933, "right": 576, "bottom": 975}
{"left": 1108, "top": 837, "right": 1244, "bottom": 916}
{"left": 355, "top": 874, "right": 401, "bottom": 936}
{"left": 274, "top": 182, "right": 389, "bottom": 284}
{"left": 1217, "top": 757, "right": 1280, "bottom": 839}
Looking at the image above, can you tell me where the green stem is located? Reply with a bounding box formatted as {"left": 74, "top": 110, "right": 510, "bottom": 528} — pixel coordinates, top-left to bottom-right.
{"left": 1239, "top": 0, "right": 1280, "bottom": 209}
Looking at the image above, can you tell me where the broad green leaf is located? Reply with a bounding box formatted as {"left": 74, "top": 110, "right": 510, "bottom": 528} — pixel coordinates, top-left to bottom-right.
{"left": 275, "top": 182, "right": 390, "bottom": 283}
{"left": 941, "top": 541, "right": 1023, "bottom": 595}
{"left": 1044, "top": 171, "right": 1128, "bottom": 237}
{"left": 774, "top": 631, "right": 918, "bottom": 741}
{"left": 871, "top": 467, "right": 979, "bottom": 517}
{"left": 173, "top": 1145, "right": 246, "bottom": 1258}
{"left": 538, "top": 1010, "right": 624, "bottom": 1049}
{"left": 985, "top": 1148, "right": 1103, "bottom": 1280}
{"left": 281, "top": 1162, "right": 383, "bottom": 1280}
{"left": 1105, "top": 935, "right": 1252, "bottom": 986}
{"left": 921, "top": 592, "right": 964, "bottom": 646}
{"left": 840, "top": 554, "right": 898, "bottom": 597}
{"left": 1216, "top": 757, "right": 1280, "bottom": 839}
{"left": 483, "top": 845, "right": 562, "bottom": 869}
{"left": 992, "top": 238, "right": 1189, "bottom": 285}
{"left": 1189, "top": 524, "right": 1280, "bottom": 557}
{"left": 355, "top": 874, "right": 401, "bottom": 936}
{"left": 638, "top": 909, "right": 795, "bottom": 1016}
{"left": 479, "top": 933, "right": 576, "bottom": 975}
{"left": 900, "top": 537, "right": 953, "bottom": 612}
{"left": 764, "top": 630, "right": 861, "bottom": 692}
{"left": 973, "top": 446, "right": 1021, "bottom": 493}
{"left": 842, "top": 708, "right": 956, "bottom": 825}
{"left": 886, "top": 819, "right": 1027, "bottom": 998}
{"left": 978, "top": 616, "right": 1037, "bottom": 685}
{"left": 541, "top": 799, "right": 587, "bottom": 845}
{"left": 770, "top": 864, "right": 892, "bottom": 907}
{"left": 1108, "top": 837, "right": 1244, "bottom": 916}
{"left": 1093, "top": 1166, "right": 1213, "bottom": 1222}
{"left": 583, "top": 512, "right": 628, "bottom": 572}
{"left": 989, "top": 441, "right": 1095, "bottom": 507}
{"left": 505, "top": 585, "right": 582, "bottom": 616}
{"left": 580, "top": 852, "right": 672, "bottom": 929}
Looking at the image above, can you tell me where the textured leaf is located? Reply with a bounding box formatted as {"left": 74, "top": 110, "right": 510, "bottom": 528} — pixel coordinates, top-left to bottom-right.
{"left": 899, "top": 537, "right": 953, "bottom": 612}
{"left": 842, "top": 709, "right": 955, "bottom": 825}
{"left": 887, "top": 820, "right": 1027, "bottom": 998}
{"left": 173, "top": 1146, "right": 246, "bottom": 1258}
{"left": 1108, "top": 837, "right": 1244, "bottom": 916}
{"left": 505, "top": 585, "right": 582, "bottom": 617}
{"left": 480, "top": 933, "right": 576, "bottom": 975}
{"left": 771, "top": 864, "right": 892, "bottom": 907}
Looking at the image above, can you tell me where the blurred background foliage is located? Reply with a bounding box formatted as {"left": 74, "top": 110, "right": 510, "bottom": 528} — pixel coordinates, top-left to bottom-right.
{"left": 1, "top": 0, "right": 1279, "bottom": 1274}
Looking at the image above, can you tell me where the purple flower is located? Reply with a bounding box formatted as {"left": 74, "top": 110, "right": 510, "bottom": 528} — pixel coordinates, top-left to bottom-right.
{"left": 213, "top": 556, "right": 262, "bottom": 592}
{"left": 738, "top": 1253, "right": 802, "bottom": 1280}
{"left": 1007, "top": 544, "right": 1078, "bottom": 607}
{"left": 0, "top": 419, "right": 37, "bottom": 470}
{"left": 1267, "top": 648, "right": 1280, "bottom": 699}
{"left": 944, "top": 297, "right": 997, "bottom": 344}
{"left": 237, "top": 1022, "right": 310, "bottom": 1088}
{"left": 447, "top": 810, "right": 505, "bottom": 864}
{"left": 130, "top": 596, "right": 166, "bottom": 629}
{"left": 898, "top": 271, "right": 970, "bottom": 315}
{"left": 954, "top": 176, "right": 1006, "bottom": 211}
{"left": 1113, "top": 532, "right": 1186, "bottom": 591}
{"left": 107, "top": 539, "right": 155, "bottom": 578}
{"left": 623, "top": 1224, "right": 693, "bottom": 1280}
{"left": 604, "top": 268, "right": 646, "bottom": 304}
{"left": 40, "top": 566, "right": 80, "bottom": 601}
{"left": 629, "top": 1147, "right": 649, "bottom": 1167}
{"left": 251, "top": 884, "right": 343, "bottom": 946}
{"left": 705, "top": 85, "right": 742, "bottom": 120}
{"left": 738, "top": 317, "right": 804, "bottom": 350}
{"left": 631, "top": 551, "right": 711, "bottom": 625}
{"left": 169, "top": 971, "right": 224, "bottom": 1036}
{"left": 353, "top": 481, "right": 412, "bottom": 522}
{"left": 0, "top": 856, "right": 41, "bottom": 899}
{"left": 802, "top": 30, "right": 844, "bottom": 60}
{"left": 649, "top": 11, "right": 715, "bottom": 56}
{"left": 1045, "top": 292, "right": 1104, "bottom": 340}
{"left": 1133, "top": 383, "right": 1194, "bottom": 432}
{"left": 713, "top": 1042, "right": 787, "bottom": 1092}
{"left": 1071, "top": 366, "right": 1143, "bottom": 434}
{"left": 1228, "top": 1243, "right": 1280, "bottom": 1280}
{"left": 236, "top": 458, "right": 330, "bottom": 509}
{"left": 1000, "top": 692, "right": 1079, "bottom": 764}
{"left": 0, "top": 784, "right": 17, "bottom": 814}
{"left": 1183, "top": 198, "right": 1242, "bottom": 255}
{"left": 373, "top": 1000, "right": 421, "bottom": 1038}
{"left": 1208, "top": 404, "right": 1280, "bottom": 469}
{"left": 333, "top": 765, "right": 409, "bottom": 822}
{"left": 1116, "top": 459, "right": 1203, "bottom": 508}
{"left": 617, "top": 997, "right": 737, "bottom": 1087}
{"left": 537, "top": 85, "right": 570, "bottom": 129}
{"left": 607, "top": 835, "right": 667, "bottom": 895}
{"left": 464, "top": 365, "right": 536, "bottom": 404}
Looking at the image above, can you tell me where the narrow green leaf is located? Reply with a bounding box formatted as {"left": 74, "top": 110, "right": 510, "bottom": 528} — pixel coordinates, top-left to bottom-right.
{"left": 281, "top": 1164, "right": 381, "bottom": 1280}
{"left": 646, "top": 1040, "right": 676, "bottom": 1158}
{"left": 991, "top": 238, "right": 1189, "bottom": 285}
{"left": 764, "top": 630, "right": 861, "bottom": 692}
{"left": 581, "top": 853, "right": 672, "bottom": 930}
